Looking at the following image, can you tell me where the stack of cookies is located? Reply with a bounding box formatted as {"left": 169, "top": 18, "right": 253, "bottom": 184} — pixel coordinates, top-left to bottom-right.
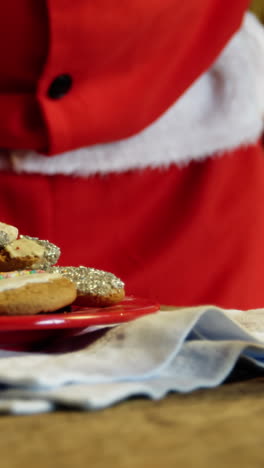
{"left": 0, "top": 222, "right": 125, "bottom": 315}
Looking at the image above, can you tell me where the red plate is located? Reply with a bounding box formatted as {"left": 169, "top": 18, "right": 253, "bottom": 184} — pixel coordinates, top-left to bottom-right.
{"left": 0, "top": 297, "right": 160, "bottom": 351}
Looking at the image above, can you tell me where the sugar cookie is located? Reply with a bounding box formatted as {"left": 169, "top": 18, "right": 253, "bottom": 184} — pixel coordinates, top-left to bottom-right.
{"left": 0, "top": 222, "right": 18, "bottom": 247}
{"left": 0, "top": 270, "right": 77, "bottom": 315}
{"left": 48, "top": 266, "right": 125, "bottom": 307}
{"left": 20, "top": 235, "right": 61, "bottom": 268}
{"left": 0, "top": 237, "right": 45, "bottom": 271}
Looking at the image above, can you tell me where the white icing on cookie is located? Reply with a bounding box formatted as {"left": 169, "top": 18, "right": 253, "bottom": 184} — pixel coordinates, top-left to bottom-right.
{"left": 0, "top": 272, "right": 63, "bottom": 292}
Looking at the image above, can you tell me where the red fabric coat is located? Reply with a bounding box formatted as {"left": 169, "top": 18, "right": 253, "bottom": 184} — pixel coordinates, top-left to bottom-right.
{"left": 1, "top": 0, "right": 264, "bottom": 311}
{"left": 0, "top": 0, "right": 249, "bottom": 154}
{"left": 1, "top": 142, "right": 264, "bottom": 310}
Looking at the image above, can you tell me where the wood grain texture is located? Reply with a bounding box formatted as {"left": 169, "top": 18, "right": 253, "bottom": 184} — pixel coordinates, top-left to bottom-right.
{"left": 1, "top": 377, "right": 264, "bottom": 468}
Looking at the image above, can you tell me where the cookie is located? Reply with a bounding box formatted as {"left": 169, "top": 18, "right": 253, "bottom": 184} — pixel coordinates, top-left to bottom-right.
{"left": 20, "top": 235, "right": 61, "bottom": 269}
{"left": 48, "top": 266, "right": 125, "bottom": 307}
{"left": 0, "top": 237, "right": 45, "bottom": 271}
{"left": 0, "top": 222, "right": 18, "bottom": 248}
{"left": 0, "top": 270, "right": 77, "bottom": 316}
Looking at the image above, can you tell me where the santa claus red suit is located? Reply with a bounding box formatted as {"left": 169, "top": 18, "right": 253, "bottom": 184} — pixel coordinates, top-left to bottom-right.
{"left": 0, "top": 0, "right": 263, "bottom": 309}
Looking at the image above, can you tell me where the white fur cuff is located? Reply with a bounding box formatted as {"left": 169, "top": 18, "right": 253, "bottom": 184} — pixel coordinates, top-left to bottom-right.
{"left": 1, "top": 12, "right": 263, "bottom": 176}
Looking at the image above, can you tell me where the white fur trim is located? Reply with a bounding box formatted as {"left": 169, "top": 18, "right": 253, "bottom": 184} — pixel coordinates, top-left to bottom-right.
{"left": 1, "top": 12, "right": 263, "bottom": 176}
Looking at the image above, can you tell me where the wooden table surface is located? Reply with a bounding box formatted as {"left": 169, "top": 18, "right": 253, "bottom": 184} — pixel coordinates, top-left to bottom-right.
{"left": 1, "top": 376, "right": 264, "bottom": 468}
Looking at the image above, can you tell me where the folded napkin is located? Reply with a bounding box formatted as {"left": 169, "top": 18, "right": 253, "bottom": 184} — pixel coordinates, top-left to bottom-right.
{"left": 1, "top": 306, "right": 264, "bottom": 415}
